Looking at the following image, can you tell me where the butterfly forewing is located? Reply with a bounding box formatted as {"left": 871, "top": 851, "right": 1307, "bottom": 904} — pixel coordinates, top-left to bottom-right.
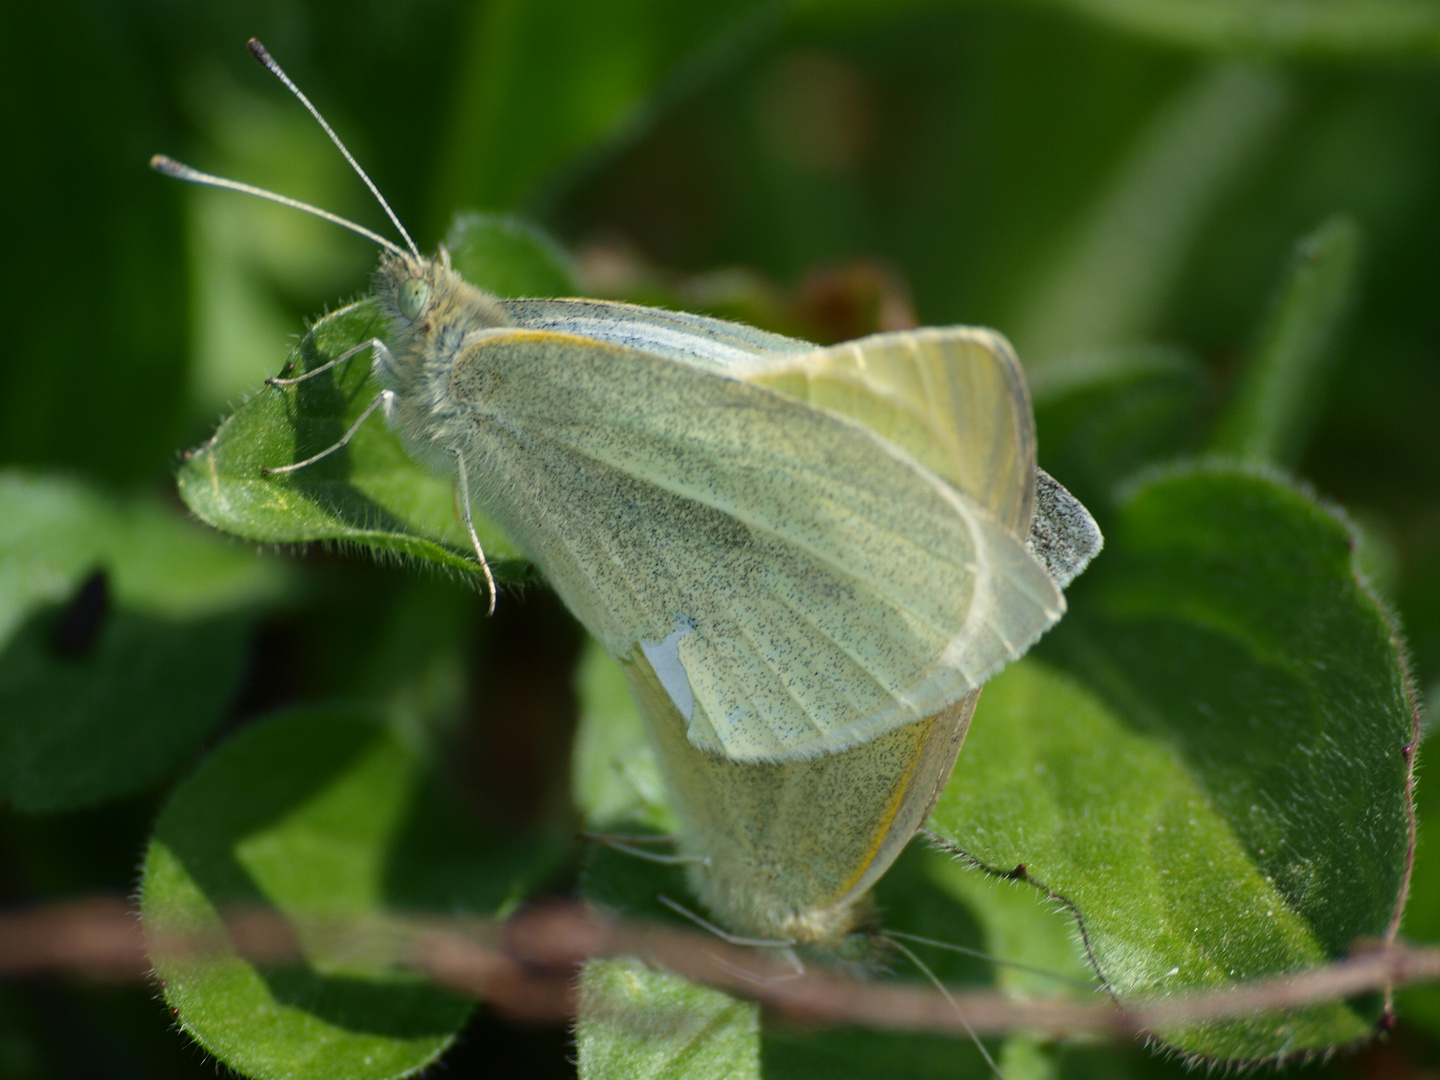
{"left": 743, "top": 327, "right": 1037, "bottom": 537}
{"left": 501, "top": 298, "right": 813, "bottom": 372}
{"left": 506, "top": 303, "right": 1040, "bottom": 535}
{"left": 438, "top": 329, "right": 1061, "bottom": 762}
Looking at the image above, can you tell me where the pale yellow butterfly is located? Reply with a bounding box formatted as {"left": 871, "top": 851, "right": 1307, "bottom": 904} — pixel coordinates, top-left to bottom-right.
{"left": 156, "top": 43, "right": 1100, "bottom": 945}
{"left": 605, "top": 375, "right": 1098, "bottom": 945}
{"left": 155, "top": 40, "right": 1092, "bottom": 767}
{"left": 160, "top": 48, "right": 1100, "bottom": 956}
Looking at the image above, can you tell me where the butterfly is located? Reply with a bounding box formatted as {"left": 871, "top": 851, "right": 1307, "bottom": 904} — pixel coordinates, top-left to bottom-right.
{"left": 156, "top": 40, "right": 1100, "bottom": 943}
{"left": 157, "top": 39, "right": 1098, "bottom": 767}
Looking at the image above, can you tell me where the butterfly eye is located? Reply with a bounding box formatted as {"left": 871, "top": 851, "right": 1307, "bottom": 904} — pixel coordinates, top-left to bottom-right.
{"left": 398, "top": 278, "right": 430, "bottom": 320}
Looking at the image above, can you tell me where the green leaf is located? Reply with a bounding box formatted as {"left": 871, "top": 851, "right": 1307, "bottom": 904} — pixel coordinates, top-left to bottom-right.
{"left": 920, "top": 854, "right": 1098, "bottom": 1002}
{"left": 763, "top": 846, "right": 1065, "bottom": 1079}
{"left": 0, "top": 471, "right": 285, "bottom": 640}
{"left": 176, "top": 300, "right": 523, "bottom": 583}
{"left": 175, "top": 212, "right": 586, "bottom": 584}
{"left": 445, "top": 212, "right": 579, "bottom": 298}
{"left": 929, "top": 462, "right": 1416, "bottom": 1063}
{"left": 1030, "top": 0, "right": 1440, "bottom": 58}
{"left": 0, "top": 470, "right": 287, "bottom": 813}
{"left": 1030, "top": 345, "right": 1211, "bottom": 514}
{"left": 143, "top": 709, "right": 562, "bottom": 1080}
{"left": 1395, "top": 722, "right": 1440, "bottom": 1036}
{"left": 1210, "top": 216, "right": 1363, "bottom": 468}
{"left": 1013, "top": 64, "right": 1289, "bottom": 366}
{"left": 795, "top": 0, "right": 1440, "bottom": 58}
{"left": 430, "top": 0, "right": 782, "bottom": 216}
{"left": 577, "top": 957, "right": 761, "bottom": 1080}
{"left": 573, "top": 636, "right": 677, "bottom": 832}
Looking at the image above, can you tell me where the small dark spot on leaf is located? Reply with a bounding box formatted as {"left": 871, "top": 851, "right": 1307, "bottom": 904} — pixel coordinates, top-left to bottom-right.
{"left": 50, "top": 569, "right": 109, "bottom": 658}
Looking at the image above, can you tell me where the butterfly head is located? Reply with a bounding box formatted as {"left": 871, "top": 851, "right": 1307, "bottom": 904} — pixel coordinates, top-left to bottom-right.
{"left": 375, "top": 249, "right": 509, "bottom": 327}
{"left": 374, "top": 252, "right": 437, "bottom": 327}
{"left": 370, "top": 250, "right": 514, "bottom": 413}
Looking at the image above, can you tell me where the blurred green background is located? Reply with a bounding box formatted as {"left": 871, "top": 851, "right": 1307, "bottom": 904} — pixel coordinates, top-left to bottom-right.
{"left": 2, "top": 0, "right": 1439, "bottom": 1076}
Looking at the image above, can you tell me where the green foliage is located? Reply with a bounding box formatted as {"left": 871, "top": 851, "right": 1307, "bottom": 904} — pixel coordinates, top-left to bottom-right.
{"left": 1397, "top": 720, "right": 1440, "bottom": 1034}
{"left": 143, "top": 709, "right": 563, "bottom": 1080}
{"left": 1027, "top": 0, "right": 1440, "bottom": 58}
{"left": 432, "top": 0, "right": 782, "bottom": 217}
{"left": 446, "top": 212, "right": 580, "bottom": 298}
{"left": 1013, "top": 64, "right": 1291, "bottom": 366}
{"left": 176, "top": 298, "right": 522, "bottom": 582}
{"left": 6, "top": 0, "right": 1440, "bottom": 1077}
{"left": 577, "top": 958, "right": 761, "bottom": 1080}
{"left": 175, "top": 214, "right": 581, "bottom": 585}
{"left": 572, "top": 637, "right": 676, "bottom": 833}
{"left": 0, "top": 472, "right": 286, "bottom": 812}
{"left": 1210, "top": 216, "right": 1362, "bottom": 467}
{"left": 932, "top": 473, "right": 1406, "bottom": 1060}
{"left": 1029, "top": 346, "right": 1211, "bottom": 514}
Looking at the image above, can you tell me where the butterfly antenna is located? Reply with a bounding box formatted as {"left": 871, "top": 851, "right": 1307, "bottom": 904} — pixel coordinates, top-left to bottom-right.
{"left": 887, "top": 936, "right": 1008, "bottom": 1080}
{"left": 247, "top": 38, "right": 421, "bottom": 261}
{"left": 886, "top": 929, "right": 1099, "bottom": 993}
{"left": 149, "top": 156, "right": 406, "bottom": 257}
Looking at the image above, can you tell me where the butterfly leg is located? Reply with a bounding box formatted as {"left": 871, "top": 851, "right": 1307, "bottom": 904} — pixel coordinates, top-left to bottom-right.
{"left": 452, "top": 449, "right": 498, "bottom": 615}
{"left": 262, "top": 389, "right": 394, "bottom": 475}
{"left": 582, "top": 832, "right": 708, "bottom": 867}
{"left": 656, "top": 894, "right": 794, "bottom": 949}
{"left": 656, "top": 894, "right": 805, "bottom": 978}
{"left": 266, "top": 337, "right": 385, "bottom": 386}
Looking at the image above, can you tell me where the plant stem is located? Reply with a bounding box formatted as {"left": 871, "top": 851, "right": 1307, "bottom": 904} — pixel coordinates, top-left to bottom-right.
{"left": 1210, "top": 214, "right": 1361, "bottom": 467}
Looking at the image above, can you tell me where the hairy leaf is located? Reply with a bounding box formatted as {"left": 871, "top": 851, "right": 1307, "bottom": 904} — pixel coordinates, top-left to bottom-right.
{"left": 142, "top": 709, "right": 563, "bottom": 1080}
{"left": 175, "top": 213, "right": 579, "bottom": 584}
{"left": 0, "top": 471, "right": 286, "bottom": 812}
{"left": 930, "top": 463, "right": 1416, "bottom": 1063}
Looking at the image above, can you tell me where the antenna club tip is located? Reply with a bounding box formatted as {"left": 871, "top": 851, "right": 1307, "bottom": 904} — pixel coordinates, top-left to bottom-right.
{"left": 247, "top": 38, "right": 275, "bottom": 67}
{"left": 150, "top": 154, "right": 180, "bottom": 175}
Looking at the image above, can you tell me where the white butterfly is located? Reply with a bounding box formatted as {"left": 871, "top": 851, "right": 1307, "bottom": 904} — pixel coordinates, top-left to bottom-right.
{"left": 156, "top": 40, "right": 1098, "bottom": 769}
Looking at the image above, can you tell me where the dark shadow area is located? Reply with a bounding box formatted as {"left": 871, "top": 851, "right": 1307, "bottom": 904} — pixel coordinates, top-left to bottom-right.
{"left": 382, "top": 763, "right": 571, "bottom": 918}
{"left": 455, "top": 587, "right": 585, "bottom": 832}
{"left": 440, "top": 1006, "right": 577, "bottom": 1080}
{"left": 0, "top": 590, "right": 251, "bottom": 814}
{"left": 1030, "top": 348, "right": 1214, "bottom": 519}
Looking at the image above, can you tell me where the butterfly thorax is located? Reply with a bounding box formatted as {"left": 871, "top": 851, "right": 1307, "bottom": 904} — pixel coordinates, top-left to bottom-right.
{"left": 371, "top": 251, "right": 514, "bottom": 466}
